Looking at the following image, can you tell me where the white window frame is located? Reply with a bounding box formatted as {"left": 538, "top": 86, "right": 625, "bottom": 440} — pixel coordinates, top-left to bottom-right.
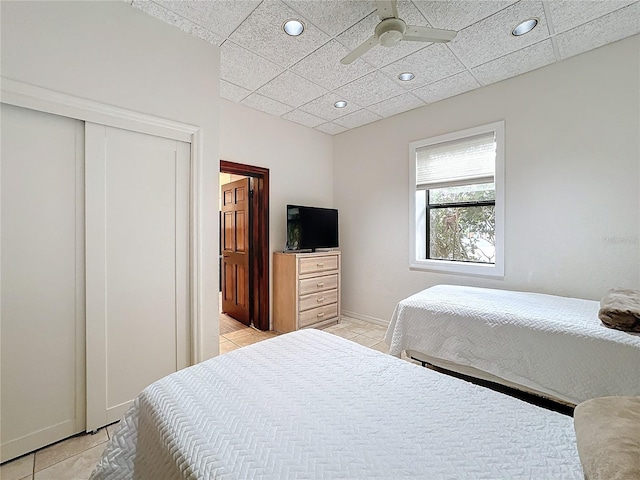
{"left": 409, "top": 121, "right": 505, "bottom": 278}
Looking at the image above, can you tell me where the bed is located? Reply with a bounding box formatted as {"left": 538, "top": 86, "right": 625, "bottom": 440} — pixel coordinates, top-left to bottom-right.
{"left": 385, "top": 284, "right": 640, "bottom": 406}
{"left": 90, "top": 329, "right": 582, "bottom": 479}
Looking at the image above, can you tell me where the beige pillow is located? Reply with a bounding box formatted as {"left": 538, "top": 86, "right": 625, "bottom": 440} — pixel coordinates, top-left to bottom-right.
{"left": 573, "top": 396, "right": 640, "bottom": 480}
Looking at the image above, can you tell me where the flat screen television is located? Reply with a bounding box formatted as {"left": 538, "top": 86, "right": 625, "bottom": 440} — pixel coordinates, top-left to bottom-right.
{"left": 286, "top": 205, "right": 338, "bottom": 252}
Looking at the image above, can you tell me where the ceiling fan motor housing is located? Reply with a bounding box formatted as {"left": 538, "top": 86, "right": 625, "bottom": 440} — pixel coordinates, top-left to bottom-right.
{"left": 376, "top": 18, "right": 406, "bottom": 47}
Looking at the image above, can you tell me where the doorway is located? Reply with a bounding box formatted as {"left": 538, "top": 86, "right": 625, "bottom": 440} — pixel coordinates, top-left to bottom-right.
{"left": 219, "top": 160, "right": 270, "bottom": 331}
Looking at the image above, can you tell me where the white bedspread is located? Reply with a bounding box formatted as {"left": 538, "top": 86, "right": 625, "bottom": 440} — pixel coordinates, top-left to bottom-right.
{"left": 385, "top": 285, "right": 640, "bottom": 405}
{"left": 91, "top": 329, "right": 582, "bottom": 479}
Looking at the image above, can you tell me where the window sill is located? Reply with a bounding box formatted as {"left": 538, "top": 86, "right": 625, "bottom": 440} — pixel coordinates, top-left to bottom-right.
{"left": 410, "top": 259, "right": 504, "bottom": 279}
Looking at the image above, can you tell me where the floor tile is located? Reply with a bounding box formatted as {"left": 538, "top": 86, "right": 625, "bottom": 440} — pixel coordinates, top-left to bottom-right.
{"left": 360, "top": 328, "right": 386, "bottom": 340}
{"left": 34, "top": 443, "right": 106, "bottom": 480}
{"left": 34, "top": 429, "right": 107, "bottom": 472}
{"left": 328, "top": 329, "right": 359, "bottom": 340}
{"left": 322, "top": 324, "right": 346, "bottom": 333}
{"left": 233, "top": 333, "right": 267, "bottom": 347}
{"left": 341, "top": 324, "right": 372, "bottom": 335}
{"left": 351, "top": 335, "right": 380, "bottom": 348}
{"left": 222, "top": 327, "right": 254, "bottom": 341}
{"left": 220, "top": 341, "right": 241, "bottom": 354}
{"left": 0, "top": 453, "right": 34, "bottom": 480}
{"left": 370, "top": 341, "right": 390, "bottom": 354}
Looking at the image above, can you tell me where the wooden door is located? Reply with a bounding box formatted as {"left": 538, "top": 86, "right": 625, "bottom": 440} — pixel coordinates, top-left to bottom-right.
{"left": 85, "top": 123, "right": 190, "bottom": 432}
{"left": 221, "top": 178, "right": 251, "bottom": 325}
{"left": 1, "top": 105, "right": 85, "bottom": 462}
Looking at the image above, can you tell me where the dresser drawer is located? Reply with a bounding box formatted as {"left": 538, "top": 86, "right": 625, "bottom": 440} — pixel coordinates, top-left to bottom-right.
{"left": 298, "top": 255, "right": 338, "bottom": 275}
{"left": 298, "top": 289, "right": 338, "bottom": 312}
{"left": 299, "top": 303, "right": 339, "bottom": 328}
{"left": 298, "top": 274, "right": 338, "bottom": 296}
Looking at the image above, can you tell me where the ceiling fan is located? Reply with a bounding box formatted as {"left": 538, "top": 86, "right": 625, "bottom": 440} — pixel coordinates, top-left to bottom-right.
{"left": 340, "top": 0, "right": 457, "bottom": 65}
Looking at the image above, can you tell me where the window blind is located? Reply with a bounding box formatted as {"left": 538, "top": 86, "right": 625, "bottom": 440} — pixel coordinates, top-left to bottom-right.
{"left": 416, "top": 132, "right": 496, "bottom": 190}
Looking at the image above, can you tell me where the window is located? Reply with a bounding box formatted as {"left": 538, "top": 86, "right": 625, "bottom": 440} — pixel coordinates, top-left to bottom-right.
{"left": 409, "top": 121, "right": 504, "bottom": 277}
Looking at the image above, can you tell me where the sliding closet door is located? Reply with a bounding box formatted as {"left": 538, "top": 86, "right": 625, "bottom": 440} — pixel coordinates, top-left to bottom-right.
{"left": 85, "top": 124, "right": 190, "bottom": 431}
{"left": 1, "top": 104, "right": 85, "bottom": 462}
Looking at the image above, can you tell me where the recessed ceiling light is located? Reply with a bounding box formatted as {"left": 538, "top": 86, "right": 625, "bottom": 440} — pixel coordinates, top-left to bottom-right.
{"left": 398, "top": 72, "right": 415, "bottom": 81}
{"left": 512, "top": 18, "right": 538, "bottom": 36}
{"left": 283, "top": 19, "right": 304, "bottom": 36}
{"left": 334, "top": 100, "right": 347, "bottom": 108}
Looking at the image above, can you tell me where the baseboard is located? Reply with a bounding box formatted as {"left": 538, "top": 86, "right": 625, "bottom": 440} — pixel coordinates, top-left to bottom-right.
{"left": 340, "top": 309, "right": 389, "bottom": 327}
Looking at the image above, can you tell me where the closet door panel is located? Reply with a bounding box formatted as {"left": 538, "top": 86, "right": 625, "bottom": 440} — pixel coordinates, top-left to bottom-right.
{"left": 86, "top": 124, "right": 190, "bottom": 431}
{"left": 0, "top": 104, "right": 85, "bottom": 462}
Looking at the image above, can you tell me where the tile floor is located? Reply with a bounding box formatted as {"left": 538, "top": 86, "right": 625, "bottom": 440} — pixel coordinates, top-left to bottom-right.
{"left": 0, "top": 316, "right": 396, "bottom": 480}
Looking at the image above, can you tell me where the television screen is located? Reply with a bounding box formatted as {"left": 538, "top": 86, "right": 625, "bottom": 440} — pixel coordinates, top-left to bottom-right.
{"left": 287, "top": 205, "right": 338, "bottom": 251}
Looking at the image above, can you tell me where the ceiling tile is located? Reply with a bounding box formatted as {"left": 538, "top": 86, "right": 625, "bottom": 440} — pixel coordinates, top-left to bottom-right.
{"left": 220, "top": 41, "right": 284, "bottom": 91}
{"left": 546, "top": 0, "right": 637, "bottom": 34}
{"left": 315, "top": 122, "right": 348, "bottom": 135}
{"left": 556, "top": 2, "right": 640, "bottom": 60}
{"left": 337, "top": 1, "right": 432, "bottom": 68}
{"left": 132, "top": 1, "right": 221, "bottom": 44}
{"left": 241, "top": 93, "right": 293, "bottom": 116}
{"left": 282, "top": 109, "right": 326, "bottom": 128}
{"left": 290, "top": 40, "right": 374, "bottom": 90}
{"left": 257, "top": 71, "right": 328, "bottom": 107}
{"left": 411, "top": 71, "right": 480, "bottom": 103}
{"left": 229, "top": 0, "right": 331, "bottom": 68}
{"left": 298, "top": 92, "right": 363, "bottom": 121}
{"left": 333, "top": 109, "right": 382, "bottom": 129}
{"left": 220, "top": 80, "right": 252, "bottom": 102}
{"left": 367, "top": 92, "right": 425, "bottom": 118}
{"left": 283, "top": 0, "right": 375, "bottom": 36}
{"left": 413, "top": 0, "right": 517, "bottom": 31}
{"left": 472, "top": 39, "right": 555, "bottom": 86}
{"left": 380, "top": 43, "right": 466, "bottom": 89}
{"left": 448, "top": 0, "right": 550, "bottom": 67}
{"left": 334, "top": 70, "right": 407, "bottom": 107}
{"left": 152, "top": 0, "right": 260, "bottom": 37}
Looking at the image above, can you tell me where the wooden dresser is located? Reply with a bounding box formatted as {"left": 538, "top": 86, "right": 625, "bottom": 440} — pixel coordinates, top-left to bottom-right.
{"left": 273, "top": 251, "right": 341, "bottom": 333}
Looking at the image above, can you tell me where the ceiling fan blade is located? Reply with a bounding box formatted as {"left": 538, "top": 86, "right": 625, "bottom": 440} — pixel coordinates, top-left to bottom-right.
{"left": 376, "top": 0, "right": 398, "bottom": 20}
{"left": 340, "top": 36, "right": 378, "bottom": 65}
{"left": 404, "top": 25, "right": 457, "bottom": 43}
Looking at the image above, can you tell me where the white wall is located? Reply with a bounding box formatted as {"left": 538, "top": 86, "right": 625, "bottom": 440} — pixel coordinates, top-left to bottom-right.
{"left": 1, "top": 0, "right": 221, "bottom": 359}
{"left": 334, "top": 35, "right": 640, "bottom": 324}
{"left": 220, "top": 99, "right": 334, "bottom": 326}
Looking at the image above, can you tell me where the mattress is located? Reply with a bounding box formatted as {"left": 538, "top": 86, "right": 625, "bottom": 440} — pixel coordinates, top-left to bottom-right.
{"left": 385, "top": 285, "right": 640, "bottom": 405}
{"left": 90, "top": 329, "right": 581, "bottom": 479}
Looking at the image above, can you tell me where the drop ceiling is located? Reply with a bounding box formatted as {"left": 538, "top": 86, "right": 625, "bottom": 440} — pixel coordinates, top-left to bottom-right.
{"left": 127, "top": 0, "right": 639, "bottom": 135}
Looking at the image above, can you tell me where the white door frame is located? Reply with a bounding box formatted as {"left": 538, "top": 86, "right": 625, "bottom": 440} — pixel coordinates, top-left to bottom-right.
{"left": 1, "top": 77, "right": 205, "bottom": 364}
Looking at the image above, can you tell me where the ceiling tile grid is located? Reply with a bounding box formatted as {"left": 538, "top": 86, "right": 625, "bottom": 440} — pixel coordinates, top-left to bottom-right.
{"left": 298, "top": 92, "right": 364, "bottom": 121}
{"left": 367, "top": 92, "right": 425, "bottom": 118}
{"left": 333, "top": 108, "right": 383, "bottom": 129}
{"left": 334, "top": 70, "right": 407, "bottom": 107}
{"left": 472, "top": 39, "right": 556, "bottom": 86}
{"left": 380, "top": 43, "right": 467, "bottom": 89}
{"left": 411, "top": 71, "right": 480, "bottom": 104}
{"left": 257, "top": 70, "right": 329, "bottom": 107}
{"left": 555, "top": 2, "right": 640, "bottom": 60}
{"left": 241, "top": 92, "right": 293, "bottom": 116}
{"left": 229, "top": 0, "right": 332, "bottom": 67}
{"left": 130, "top": 0, "right": 640, "bottom": 135}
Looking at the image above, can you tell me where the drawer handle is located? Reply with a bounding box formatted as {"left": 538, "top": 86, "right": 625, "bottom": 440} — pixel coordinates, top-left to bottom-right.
{"left": 317, "top": 282, "right": 324, "bottom": 287}
{"left": 317, "top": 312, "right": 325, "bottom": 317}
{"left": 317, "top": 297, "right": 325, "bottom": 303}
{"left": 317, "top": 263, "right": 324, "bottom": 267}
